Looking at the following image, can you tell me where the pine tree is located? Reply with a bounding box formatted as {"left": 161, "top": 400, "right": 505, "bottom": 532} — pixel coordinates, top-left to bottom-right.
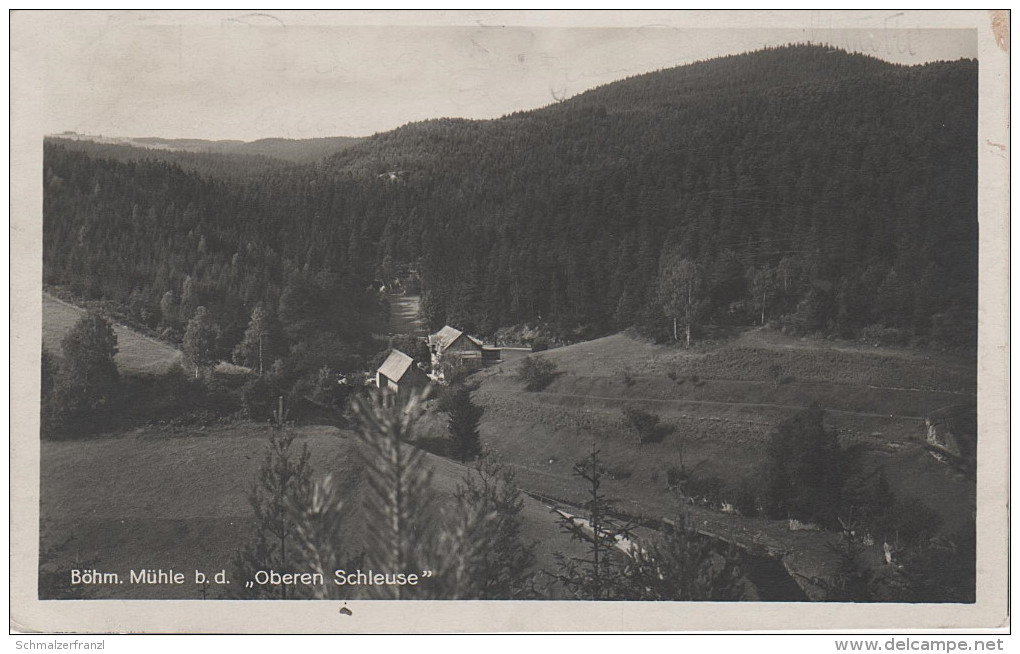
{"left": 229, "top": 426, "right": 313, "bottom": 599}
{"left": 453, "top": 460, "right": 538, "bottom": 598}
{"left": 808, "top": 513, "right": 878, "bottom": 602}
{"left": 445, "top": 384, "right": 484, "bottom": 463}
{"left": 290, "top": 473, "right": 362, "bottom": 599}
{"left": 554, "top": 447, "right": 633, "bottom": 600}
{"left": 351, "top": 389, "right": 515, "bottom": 599}
{"left": 351, "top": 391, "right": 439, "bottom": 599}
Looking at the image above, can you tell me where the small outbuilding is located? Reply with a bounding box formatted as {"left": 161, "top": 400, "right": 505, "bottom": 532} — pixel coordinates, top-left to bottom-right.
{"left": 376, "top": 349, "right": 429, "bottom": 398}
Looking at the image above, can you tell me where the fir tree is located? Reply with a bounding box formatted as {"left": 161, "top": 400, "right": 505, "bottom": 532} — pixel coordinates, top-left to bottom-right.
{"left": 445, "top": 384, "right": 484, "bottom": 463}
{"left": 229, "top": 426, "right": 313, "bottom": 599}
{"left": 553, "top": 447, "right": 633, "bottom": 600}
{"left": 350, "top": 391, "right": 439, "bottom": 599}
{"left": 453, "top": 460, "right": 538, "bottom": 598}
{"left": 290, "top": 473, "right": 363, "bottom": 599}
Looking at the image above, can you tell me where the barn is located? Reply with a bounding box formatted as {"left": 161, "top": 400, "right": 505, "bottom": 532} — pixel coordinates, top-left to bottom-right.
{"left": 376, "top": 349, "right": 429, "bottom": 398}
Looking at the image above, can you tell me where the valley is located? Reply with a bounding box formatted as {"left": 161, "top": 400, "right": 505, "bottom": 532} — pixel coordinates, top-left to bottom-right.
{"left": 35, "top": 43, "right": 980, "bottom": 603}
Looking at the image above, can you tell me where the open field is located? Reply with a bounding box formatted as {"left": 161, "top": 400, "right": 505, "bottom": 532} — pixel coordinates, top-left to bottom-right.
{"left": 43, "top": 293, "right": 182, "bottom": 375}
{"left": 43, "top": 292, "right": 247, "bottom": 376}
{"left": 40, "top": 422, "right": 586, "bottom": 599}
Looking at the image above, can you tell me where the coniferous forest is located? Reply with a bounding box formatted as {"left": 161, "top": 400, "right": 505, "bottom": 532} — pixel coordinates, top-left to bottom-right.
{"left": 43, "top": 45, "right": 977, "bottom": 379}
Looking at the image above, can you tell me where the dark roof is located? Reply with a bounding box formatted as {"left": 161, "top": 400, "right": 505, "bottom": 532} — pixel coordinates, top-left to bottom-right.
{"left": 377, "top": 349, "right": 415, "bottom": 382}
{"left": 431, "top": 325, "right": 483, "bottom": 351}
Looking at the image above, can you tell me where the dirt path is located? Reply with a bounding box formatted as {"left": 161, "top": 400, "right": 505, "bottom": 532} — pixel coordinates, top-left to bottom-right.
{"left": 387, "top": 293, "right": 422, "bottom": 335}
{"left": 737, "top": 328, "right": 974, "bottom": 369}
{"left": 479, "top": 388, "right": 926, "bottom": 422}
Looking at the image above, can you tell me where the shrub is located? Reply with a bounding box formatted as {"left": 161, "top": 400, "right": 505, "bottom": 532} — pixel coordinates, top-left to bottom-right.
{"left": 762, "top": 404, "right": 844, "bottom": 527}
{"left": 622, "top": 406, "right": 669, "bottom": 444}
{"left": 687, "top": 474, "right": 725, "bottom": 505}
{"left": 516, "top": 356, "right": 558, "bottom": 391}
{"left": 732, "top": 478, "right": 761, "bottom": 517}
{"left": 665, "top": 465, "right": 686, "bottom": 491}
{"left": 619, "top": 513, "right": 746, "bottom": 600}
{"left": 241, "top": 375, "right": 282, "bottom": 421}
{"left": 871, "top": 497, "right": 943, "bottom": 548}
{"left": 896, "top": 519, "right": 975, "bottom": 603}
{"left": 768, "top": 363, "right": 787, "bottom": 389}
{"left": 860, "top": 324, "right": 910, "bottom": 347}
{"left": 349, "top": 390, "right": 535, "bottom": 599}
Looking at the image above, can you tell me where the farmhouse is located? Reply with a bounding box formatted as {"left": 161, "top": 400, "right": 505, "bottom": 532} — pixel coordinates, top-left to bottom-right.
{"left": 428, "top": 325, "right": 501, "bottom": 377}
{"left": 430, "top": 325, "right": 483, "bottom": 363}
{"left": 375, "top": 349, "right": 429, "bottom": 398}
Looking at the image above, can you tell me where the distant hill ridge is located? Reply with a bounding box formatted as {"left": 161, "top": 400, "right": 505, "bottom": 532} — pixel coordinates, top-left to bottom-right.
{"left": 49, "top": 132, "right": 364, "bottom": 164}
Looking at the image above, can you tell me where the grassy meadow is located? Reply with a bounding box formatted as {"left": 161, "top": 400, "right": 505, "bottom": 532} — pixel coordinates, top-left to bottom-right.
{"left": 40, "top": 421, "right": 585, "bottom": 599}
{"left": 471, "top": 331, "right": 976, "bottom": 585}
{"left": 43, "top": 293, "right": 182, "bottom": 375}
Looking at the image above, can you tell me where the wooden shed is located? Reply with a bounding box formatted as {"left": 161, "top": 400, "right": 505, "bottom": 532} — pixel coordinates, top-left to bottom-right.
{"left": 376, "top": 349, "right": 429, "bottom": 398}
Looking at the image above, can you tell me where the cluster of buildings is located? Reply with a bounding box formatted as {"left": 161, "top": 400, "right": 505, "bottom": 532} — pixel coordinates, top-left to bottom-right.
{"left": 375, "top": 325, "right": 501, "bottom": 397}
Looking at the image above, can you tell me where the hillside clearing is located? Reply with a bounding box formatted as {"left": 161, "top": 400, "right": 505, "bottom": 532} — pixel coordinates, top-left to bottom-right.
{"left": 470, "top": 330, "right": 976, "bottom": 589}
{"left": 43, "top": 293, "right": 182, "bottom": 375}
{"left": 43, "top": 292, "right": 248, "bottom": 376}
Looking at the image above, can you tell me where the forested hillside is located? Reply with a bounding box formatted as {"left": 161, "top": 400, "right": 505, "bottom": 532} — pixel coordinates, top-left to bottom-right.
{"left": 43, "top": 45, "right": 978, "bottom": 366}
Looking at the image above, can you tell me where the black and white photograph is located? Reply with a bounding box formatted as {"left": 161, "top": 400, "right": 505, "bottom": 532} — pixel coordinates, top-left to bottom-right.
{"left": 10, "top": 9, "right": 1009, "bottom": 634}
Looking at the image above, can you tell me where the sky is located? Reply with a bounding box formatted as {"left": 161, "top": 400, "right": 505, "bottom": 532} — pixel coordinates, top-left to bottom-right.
{"left": 15, "top": 10, "right": 979, "bottom": 141}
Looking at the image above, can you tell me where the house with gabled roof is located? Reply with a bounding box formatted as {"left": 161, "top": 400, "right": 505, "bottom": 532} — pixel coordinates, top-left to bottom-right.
{"left": 428, "top": 325, "right": 501, "bottom": 379}
{"left": 376, "top": 349, "right": 429, "bottom": 398}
